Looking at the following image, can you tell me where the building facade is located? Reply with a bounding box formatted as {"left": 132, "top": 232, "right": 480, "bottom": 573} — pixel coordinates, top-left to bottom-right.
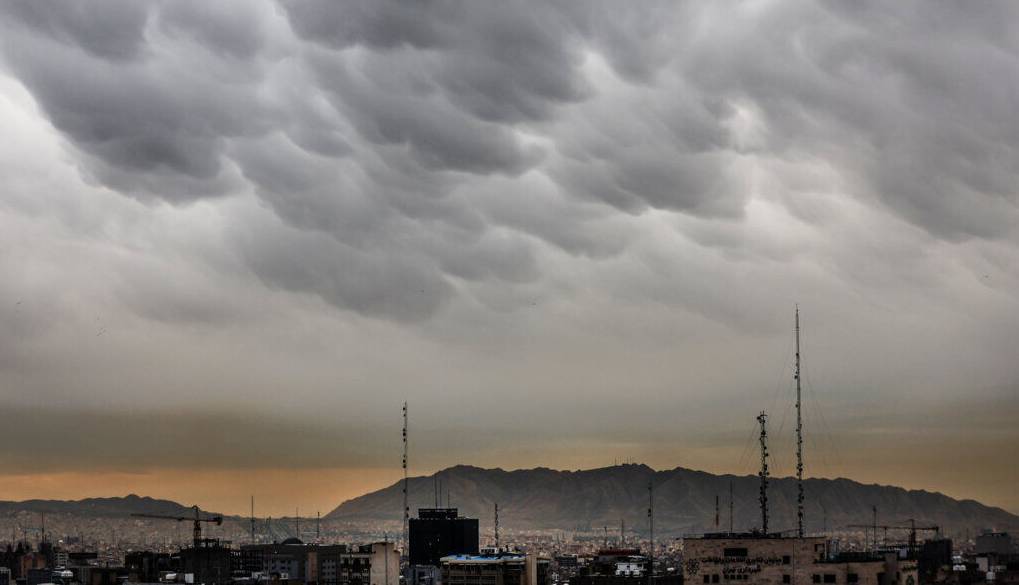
{"left": 441, "top": 553, "right": 548, "bottom": 585}
{"left": 682, "top": 535, "right": 918, "bottom": 585}
{"left": 410, "top": 509, "right": 480, "bottom": 568}
{"left": 239, "top": 540, "right": 398, "bottom": 585}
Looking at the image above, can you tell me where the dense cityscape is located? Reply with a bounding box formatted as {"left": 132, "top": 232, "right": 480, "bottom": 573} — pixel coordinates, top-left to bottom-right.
{"left": 0, "top": 496, "right": 1016, "bottom": 585}
{"left": 1, "top": 3, "right": 1017, "bottom": 585}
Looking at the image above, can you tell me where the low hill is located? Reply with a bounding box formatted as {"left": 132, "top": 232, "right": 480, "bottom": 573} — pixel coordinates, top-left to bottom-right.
{"left": 0, "top": 494, "right": 215, "bottom": 518}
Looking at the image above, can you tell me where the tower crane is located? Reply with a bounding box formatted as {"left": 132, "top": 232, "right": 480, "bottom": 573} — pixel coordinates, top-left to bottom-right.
{"left": 131, "top": 505, "right": 223, "bottom": 549}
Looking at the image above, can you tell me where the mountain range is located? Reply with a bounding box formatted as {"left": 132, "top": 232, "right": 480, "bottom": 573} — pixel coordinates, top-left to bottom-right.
{"left": 1, "top": 465, "right": 1016, "bottom": 539}
{"left": 327, "top": 464, "right": 1019, "bottom": 537}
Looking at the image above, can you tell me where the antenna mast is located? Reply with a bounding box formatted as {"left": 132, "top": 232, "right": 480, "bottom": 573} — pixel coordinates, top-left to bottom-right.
{"left": 757, "top": 411, "right": 769, "bottom": 535}
{"left": 402, "top": 401, "right": 409, "bottom": 554}
{"left": 494, "top": 503, "right": 500, "bottom": 549}
{"left": 250, "top": 496, "right": 256, "bottom": 544}
{"left": 715, "top": 495, "right": 720, "bottom": 530}
{"left": 728, "top": 480, "right": 734, "bottom": 534}
{"left": 647, "top": 482, "right": 654, "bottom": 585}
{"left": 795, "top": 305, "right": 804, "bottom": 538}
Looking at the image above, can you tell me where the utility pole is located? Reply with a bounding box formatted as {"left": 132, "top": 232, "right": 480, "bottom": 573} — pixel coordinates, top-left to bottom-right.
{"left": 620, "top": 518, "right": 625, "bottom": 546}
{"left": 402, "top": 401, "right": 409, "bottom": 555}
{"left": 647, "top": 482, "right": 654, "bottom": 585}
{"left": 494, "top": 503, "right": 500, "bottom": 550}
{"left": 250, "top": 496, "right": 256, "bottom": 544}
{"left": 715, "top": 495, "right": 720, "bottom": 530}
{"left": 317, "top": 511, "right": 321, "bottom": 544}
{"left": 795, "top": 305, "right": 804, "bottom": 538}
{"left": 758, "top": 411, "right": 770, "bottom": 535}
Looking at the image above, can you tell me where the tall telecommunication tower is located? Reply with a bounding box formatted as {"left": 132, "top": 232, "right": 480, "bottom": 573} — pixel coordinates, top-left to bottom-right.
{"left": 757, "top": 411, "right": 769, "bottom": 535}
{"left": 795, "top": 306, "right": 804, "bottom": 538}
{"left": 402, "top": 401, "right": 409, "bottom": 553}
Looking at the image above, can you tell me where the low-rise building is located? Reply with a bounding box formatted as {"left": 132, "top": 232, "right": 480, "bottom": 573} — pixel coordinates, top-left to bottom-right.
{"left": 239, "top": 539, "right": 397, "bottom": 585}
{"left": 682, "top": 534, "right": 917, "bottom": 585}
{"left": 441, "top": 552, "right": 548, "bottom": 585}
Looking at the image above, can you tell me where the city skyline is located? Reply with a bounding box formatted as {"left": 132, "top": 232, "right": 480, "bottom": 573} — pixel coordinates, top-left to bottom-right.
{"left": 0, "top": 2, "right": 1017, "bottom": 519}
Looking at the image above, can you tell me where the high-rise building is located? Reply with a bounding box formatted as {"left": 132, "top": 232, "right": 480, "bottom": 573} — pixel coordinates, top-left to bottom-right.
{"left": 410, "top": 509, "right": 480, "bottom": 568}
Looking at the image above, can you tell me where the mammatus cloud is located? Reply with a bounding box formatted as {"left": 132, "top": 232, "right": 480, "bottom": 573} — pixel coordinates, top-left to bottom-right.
{"left": 0, "top": 1, "right": 1016, "bottom": 512}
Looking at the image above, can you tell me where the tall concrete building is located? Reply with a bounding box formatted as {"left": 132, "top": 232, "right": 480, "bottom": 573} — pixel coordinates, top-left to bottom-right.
{"left": 410, "top": 509, "right": 480, "bottom": 568}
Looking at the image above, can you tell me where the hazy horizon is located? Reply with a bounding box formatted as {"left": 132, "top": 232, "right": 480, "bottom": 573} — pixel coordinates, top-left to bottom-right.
{"left": 0, "top": 2, "right": 1016, "bottom": 520}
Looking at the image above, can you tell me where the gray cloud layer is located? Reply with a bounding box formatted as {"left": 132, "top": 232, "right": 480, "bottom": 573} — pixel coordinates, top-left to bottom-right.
{"left": 0, "top": 1, "right": 1017, "bottom": 509}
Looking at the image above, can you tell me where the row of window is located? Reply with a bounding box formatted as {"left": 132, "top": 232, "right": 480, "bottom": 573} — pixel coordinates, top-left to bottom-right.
{"left": 701, "top": 572, "right": 861, "bottom": 584}
{"left": 811, "top": 573, "right": 859, "bottom": 583}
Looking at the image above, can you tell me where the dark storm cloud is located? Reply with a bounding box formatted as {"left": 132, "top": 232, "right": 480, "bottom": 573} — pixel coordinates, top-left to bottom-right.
{"left": 2, "top": 0, "right": 150, "bottom": 61}
{"left": 1, "top": 0, "right": 1017, "bottom": 513}
{"left": 281, "top": 0, "right": 591, "bottom": 123}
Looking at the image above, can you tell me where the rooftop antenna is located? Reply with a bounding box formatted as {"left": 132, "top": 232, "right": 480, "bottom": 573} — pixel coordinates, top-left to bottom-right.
{"left": 494, "top": 503, "right": 500, "bottom": 550}
{"left": 820, "top": 501, "right": 827, "bottom": 536}
{"left": 757, "top": 411, "right": 770, "bottom": 535}
{"left": 729, "top": 480, "right": 734, "bottom": 534}
{"left": 872, "top": 505, "right": 878, "bottom": 552}
{"left": 795, "top": 305, "right": 805, "bottom": 538}
{"left": 647, "top": 481, "right": 654, "bottom": 585}
{"left": 250, "top": 496, "right": 256, "bottom": 544}
{"left": 402, "top": 401, "right": 409, "bottom": 553}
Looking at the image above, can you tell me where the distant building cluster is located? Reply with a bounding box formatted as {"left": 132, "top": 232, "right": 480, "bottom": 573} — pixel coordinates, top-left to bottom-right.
{"left": 2, "top": 505, "right": 1016, "bottom": 585}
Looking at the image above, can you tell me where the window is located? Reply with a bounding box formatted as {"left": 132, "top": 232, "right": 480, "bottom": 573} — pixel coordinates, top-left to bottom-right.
{"left": 783, "top": 575, "right": 791, "bottom": 584}
{"left": 847, "top": 574, "right": 858, "bottom": 583}
{"left": 783, "top": 556, "right": 791, "bottom": 565}
{"left": 724, "top": 548, "right": 749, "bottom": 558}
{"left": 824, "top": 575, "right": 837, "bottom": 583}
{"left": 713, "top": 575, "right": 720, "bottom": 583}
{"left": 704, "top": 576, "right": 710, "bottom": 584}
{"left": 812, "top": 575, "right": 821, "bottom": 584}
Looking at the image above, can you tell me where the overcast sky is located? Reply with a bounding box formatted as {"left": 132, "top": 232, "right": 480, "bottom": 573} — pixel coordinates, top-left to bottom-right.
{"left": 0, "top": 0, "right": 1017, "bottom": 517}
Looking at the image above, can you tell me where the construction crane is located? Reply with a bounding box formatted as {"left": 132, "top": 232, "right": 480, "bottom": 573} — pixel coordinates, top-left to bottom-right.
{"left": 131, "top": 505, "right": 223, "bottom": 549}
{"left": 846, "top": 520, "right": 940, "bottom": 555}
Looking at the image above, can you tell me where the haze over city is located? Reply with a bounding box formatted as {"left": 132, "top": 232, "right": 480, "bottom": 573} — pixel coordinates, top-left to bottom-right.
{"left": 0, "top": 0, "right": 1017, "bottom": 521}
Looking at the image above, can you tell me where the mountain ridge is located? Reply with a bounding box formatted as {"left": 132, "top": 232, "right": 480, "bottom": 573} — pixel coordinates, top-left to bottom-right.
{"left": 327, "top": 463, "right": 1019, "bottom": 536}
